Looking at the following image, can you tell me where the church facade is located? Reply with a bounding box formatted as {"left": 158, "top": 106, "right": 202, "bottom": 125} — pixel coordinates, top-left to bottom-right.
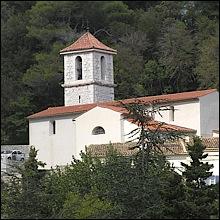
{"left": 28, "top": 32, "right": 219, "bottom": 175}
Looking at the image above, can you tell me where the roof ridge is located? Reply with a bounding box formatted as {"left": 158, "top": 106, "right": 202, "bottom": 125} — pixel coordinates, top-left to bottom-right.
{"left": 87, "top": 32, "right": 93, "bottom": 48}
{"left": 120, "top": 88, "right": 217, "bottom": 102}
{"left": 60, "top": 31, "right": 117, "bottom": 53}
{"left": 27, "top": 89, "right": 218, "bottom": 119}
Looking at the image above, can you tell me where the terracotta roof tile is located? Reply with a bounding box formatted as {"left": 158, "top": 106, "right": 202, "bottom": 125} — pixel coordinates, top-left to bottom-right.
{"left": 87, "top": 142, "right": 139, "bottom": 157}
{"left": 124, "top": 117, "right": 196, "bottom": 133}
{"left": 60, "top": 32, "right": 117, "bottom": 53}
{"left": 87, "top": 141, "right": 186, "bottom": 157}
{"left": 201, "top": 137, "right": 219, "bottom": 151}
{"left": 87, "top": 137, "right": 219, "bottom": 158}
{"left": 27, "top": 103, "right": 97, "bottom": 119}
{"left": 147, "top": 121, "right": 196, "bottom": 133}
{"left": 27, "top": 89, "right": 217, "bottom": 119}
{"left": 118, "top": 88, "right": 217, "bottom": 105}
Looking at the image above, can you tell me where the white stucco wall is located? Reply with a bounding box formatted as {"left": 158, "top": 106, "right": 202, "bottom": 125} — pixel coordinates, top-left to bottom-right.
{"left": 74, "top": 107, "right": 122, "bottom": 159}
{"left": 29, "top": 114, "right": 82, "bottom": 168}
{"left": 154, "top": 100, "right": 200, "bottom": 135}
{"left": 199, "top": 92, "right": 219, "bottom": 136}
{"left": 29, "top": 107, "right": 124, "bottom": 167}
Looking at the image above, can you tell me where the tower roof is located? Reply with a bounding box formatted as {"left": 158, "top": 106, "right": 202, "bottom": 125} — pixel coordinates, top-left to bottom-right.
{"left": 60, "top": 32, "right": 117, "bottom": 54}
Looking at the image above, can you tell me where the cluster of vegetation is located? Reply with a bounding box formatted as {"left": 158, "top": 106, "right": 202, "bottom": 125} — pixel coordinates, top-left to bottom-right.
{"left": 1, "top": 137, "right": 219, "bottom": 219}
{"left": 1, "top": 1, "right": 219, "bottom": 144}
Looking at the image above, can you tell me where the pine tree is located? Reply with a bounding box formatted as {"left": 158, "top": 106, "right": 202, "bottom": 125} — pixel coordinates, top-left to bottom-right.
{"left": 181, "top": 136, "right": 218, "bottom": 219}
{"left": 19, "top": 146, "right": 48, "bottom": 218}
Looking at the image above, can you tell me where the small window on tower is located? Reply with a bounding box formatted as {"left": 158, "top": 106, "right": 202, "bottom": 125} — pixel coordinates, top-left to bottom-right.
{"left": 92, "top": 126, "right": 105, "bottom": 135}
{"left": 101, "top": 56, "right": 106, "bottom": 80}
{"left": 75, "top": 56, "right": 82, "bottom": 80}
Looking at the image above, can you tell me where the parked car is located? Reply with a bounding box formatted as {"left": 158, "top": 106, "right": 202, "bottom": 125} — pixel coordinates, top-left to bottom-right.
{"left": 1, "top": 150, "right": 25, "bottom": 161}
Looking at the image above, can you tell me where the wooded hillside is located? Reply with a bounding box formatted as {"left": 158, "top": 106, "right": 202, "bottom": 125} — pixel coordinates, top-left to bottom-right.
{"left": 1, "top": 1, "right": 219, "bottom": 144}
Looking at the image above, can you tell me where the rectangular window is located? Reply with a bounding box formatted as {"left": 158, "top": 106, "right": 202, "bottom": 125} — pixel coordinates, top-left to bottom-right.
{"left": 50, "top": 120, "right": 56, "bottom": 135}
{"left": 53, "top": 121, "right": 56, "bottom": 134}
{"left": 169, "top": 106, "right": 174, "bottom": 121}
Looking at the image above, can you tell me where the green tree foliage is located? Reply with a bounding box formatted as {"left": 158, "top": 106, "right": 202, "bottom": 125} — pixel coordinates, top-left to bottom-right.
{"left": 1, "top": 1, "right": 37, "bottom": 144}
{"left": 39, "top": 152, "right": 101, "bottom": 217}
{"left": 1, "top": 1, "right": 219, "bottom": 144}
{"left": 91, "top": 148, "right": 186, "bottom": 219}
{"left": 1, "top": 176, "right": 22, "bottom": 219}
{"left": 60, "top": 192, "right": 116, "bottom": 219}
{"left": 26, "top": 1, "right": 80, "bottom": 50}
{"left": 158, "top": 20, "right": 198, "bottom": 92}
{"left": 142, "top": 60, "right": 168, "bottom": 95}
{"left": 22, "top": 42, "right": 64, "bottom": 109}
{"left": 195, "top": 33, "right": 219, "bottom": 90}
{"left": 19, "top": 147, "right": 47, "bottom": 219}
{"left": 181, "top": 137, "right": 213, "bottom": 187}
{"left": 114, "top": 44, "right": 146, "bottom": 99}
{"left": 181, "top": 137, "right": 219, "bottom": 219}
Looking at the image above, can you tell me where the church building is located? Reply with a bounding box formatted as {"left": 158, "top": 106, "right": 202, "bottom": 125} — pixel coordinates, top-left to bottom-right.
{"left": 28, "top": 32, "right": 219, "bottom": 173}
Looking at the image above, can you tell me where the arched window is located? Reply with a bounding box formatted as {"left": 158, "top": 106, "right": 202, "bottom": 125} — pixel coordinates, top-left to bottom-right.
{"left": 92, "top": 126, "right": 105, "bottom": 135}
{"left": 75, "top": 56, "right": 82, "bottom": 80}
{"left": 101, "top": 56, "right": 106, "bottom": 80}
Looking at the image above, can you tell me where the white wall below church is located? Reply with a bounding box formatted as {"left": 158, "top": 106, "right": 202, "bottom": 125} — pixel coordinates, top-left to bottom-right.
{"left": 154, "top": 100, "right": 201, "bottom": 135}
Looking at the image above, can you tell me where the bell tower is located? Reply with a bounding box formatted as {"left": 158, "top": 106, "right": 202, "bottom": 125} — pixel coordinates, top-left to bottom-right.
{"left": 60, "top": 32, "right": 117, "bottom": 106}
